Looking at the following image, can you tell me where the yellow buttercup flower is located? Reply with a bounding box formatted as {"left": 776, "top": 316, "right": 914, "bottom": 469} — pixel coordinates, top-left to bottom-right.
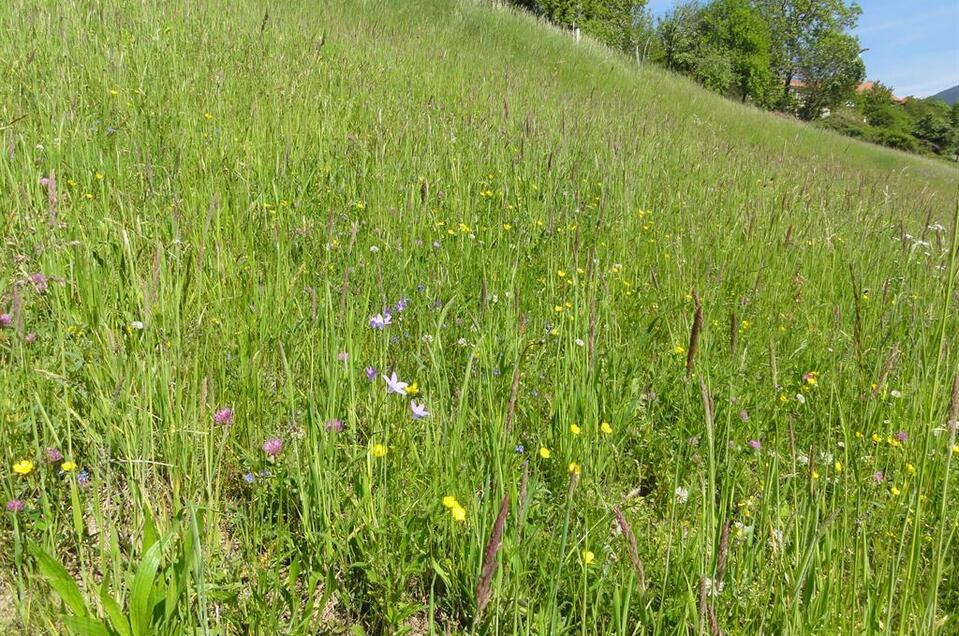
{"left": 404, "top": 382, "right": 419, "bottom": 396}
{"left": 61, "top": 461, "right": 77, "bottom": 472}
{"left": 890, "top": 486, "right": 901, "bottom": 497}
{"left": 582, "top": 550, "right": 595, "bottom": 565}
{"left": 442, "top": 496, "right": 459, "bottom": 509}
{"left": 13, "top": 459, "right": 34, "bottom": 476}
{"left": 569, "top": 423, "right": 581, "bottom": 436}
{"left": 451, "top": 505, "right": 466, "bottom": 522}
{"left": 568, "top": 462, "right": 581, "bottom": 476}
{"left": 906, "top": 463, "right": 916, "bottom": 475}
{"left": 834, "top": 461, "right": 842, "bottom": 473}
{"left": 371, "top": 444, "right": 387, "bottom": 458}
{"left": 539, "top": 447, "right": 551, "bottom": 459}
{"left": 600, "top": 422, "right": 613, "bottom": 435}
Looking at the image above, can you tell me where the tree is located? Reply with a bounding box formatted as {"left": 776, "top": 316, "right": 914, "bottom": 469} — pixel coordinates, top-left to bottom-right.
{"left": 657, "top": 0, "right": 772, "bottom": 103}
{"left": 514, "top": 1, "right": 647, "bottom": 53}
{"left": 792, "top": 29, "right": 864, "bottom": 119}
{"left": 755, "top": 0, "right": 864, "bottom": 117}
{"left": 700, "top": 0, "right": 772, "bottom": 103}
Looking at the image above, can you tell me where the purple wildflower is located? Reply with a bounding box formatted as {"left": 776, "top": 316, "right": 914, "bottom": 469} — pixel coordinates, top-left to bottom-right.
{"left": 410, "top": 400, "right": 429, "bottom": 420}
{"left": 0, "top": 313, "right": 11, "bottom": 328}
{"left": 213, "top": 407, "right": 234, "bottom": 425}
{"left": 365, "top": 366, "right": 378, "bottom": 381}
{"left": 747, "top": 439, "right": 762, "bottom": 451}
{"left": 872, "top": 471, "right": 885, "bottom": 483}
{"left": 325, "top": 419, "right": 344, "bottom": 432}
{"left": 515, "top": 444, "right": 525, "bottom": 454}
{"left": 243, "top": 472, "right": 255, "bottom": 484}
{"left": 30, "top": 273, "right": 48, "bottom": 294}
{"left": 262, "top": 437, "right": 283, "bottom": 457}
{"left": 76, "top": 469, "right": 90, "bottom": 487}
{"left": 895, "top": 431, "right": 907, "bottom": 443}
{"left": 24, "top": 332, "right": 36, "bottom": 343}
{"left": 369, "top": 313, "right": 391, "bottom": 330}
{"left": 337, "top": 351, "right": 349, "bottom": 362}
{"left": 45, "top": 447, "right": 63, "bottom": 462}
{"left": 739, "top": 409, "right": 749, "bottom": 422}
{"left": 6, "top": 499, "right": 24, "bottom": 513}
{"left": 395, "top": 297, "right": 409, "bottom": 313}
{"left": 383, "top": 371, "right": 409, "bottom": 395}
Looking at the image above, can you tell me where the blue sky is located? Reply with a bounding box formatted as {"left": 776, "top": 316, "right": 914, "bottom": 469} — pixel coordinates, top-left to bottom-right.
{"left": 646, "top": 0, "right": 959, "bottom": 97}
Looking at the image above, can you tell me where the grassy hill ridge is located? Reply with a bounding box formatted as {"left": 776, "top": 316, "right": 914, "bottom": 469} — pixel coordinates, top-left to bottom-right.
{"left": 1, "top": 0, "right": 957, "bottom": 633}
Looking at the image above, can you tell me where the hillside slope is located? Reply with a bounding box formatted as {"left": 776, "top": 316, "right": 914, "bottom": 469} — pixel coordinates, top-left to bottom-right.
{"left": 1, "top": 0, "right": 957, "bottom": 634}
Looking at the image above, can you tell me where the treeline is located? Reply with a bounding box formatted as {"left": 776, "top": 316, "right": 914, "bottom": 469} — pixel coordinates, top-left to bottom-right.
{"left": 820, "top": 84, "right": 959, "bottom": 158}
{"left": 505, "top": 0, "right": 958, "bottom": 160}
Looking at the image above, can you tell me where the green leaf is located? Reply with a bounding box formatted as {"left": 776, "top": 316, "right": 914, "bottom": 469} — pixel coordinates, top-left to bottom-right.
{"left": 61, "top": 615, "right": 111, "bottom": 636}
{"left": 130, "top": 541, "right": 164, "bottom": 636}
{"left": 99, "top": 584, "right": 131, "bottom": 636}
{"left": 30, "top": 545, "right": 89, "bottom": 618}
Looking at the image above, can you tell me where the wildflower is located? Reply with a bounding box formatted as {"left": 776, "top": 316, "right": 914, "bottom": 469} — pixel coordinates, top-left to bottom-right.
{"left": 0, "top": 313, "right": 11, "bottom": 328}
{"left": 6, "top": 499, "right": 24, "bottom": 513}
{"left": 60, "top": 461, "right": 77, "bottom": 472}
{"left": 76, "top": 469, "right": 90, "bottom": 487}
{"left": 451, "top": 505, "right": 467, "bottom": 522}
{"left": 802, "top": 371, "right": 818, "bottom": 385}
{"left": 747, "top": 440, "right": 761, "bottom": 451}
{"left": 674, "top": 486, "right": 690, "bottom": 504}
{"left": 13, "top": 460, "right": 34, "bottom": 476}
{"left": 895, "top": 431, "right": 908, "bottom": 443}
{"left": 601, "top": 422, "right": 613, "bottom": 435}
{"left": 952, "top": 444, "right": 959, "bottom": 454}
{"left": 130, "top": 320, "right": 145, "bottom": 331}
{"left": 673, "top": 345, "right": 685, "bottom": 355}
{"left": 410, "top": 400, "right": 429, "bottom": 420}
{"left": 243, "top": 472, "right": 255, "bottom": 484}
{"left": 369, "top": 313, "right": 391, "bottom": 330}
{"left": 871, "top": 433, "right": 882, "bottom": 443}
{"left": 45, "top": 448, "right": 63, "bottom": 463}
{"left": 739, "top": 410, "right": 749, "bottom": 422}
{"left": 569, "top": 423, "right": 581, "bottom": 436}
{"left": 811, "top": 470, "right": 820, "bottom": 480}
{"left": 442, "top": 496, "right": 459, "bottom": 509}
{"left": 30, "top": 273, "right": 48, "bottom": 293}
{"left": 384, "top": 372, "right": 409, "bottom": 395}
{"left": 581, "top": 550, "right": 595, "bottom": 565}
{"left": 834, "top": 461, "right": 843, "bottom": 473}
{"left": 325, "top": 419, "right": 344, "bottom": 432}
{"left": 538, "top": 447, "right": 551, "bottom": 459}
{"left": 568, "top": 462, "right": 581, "bottom": 476}
{"left": 795, "top": 393, "right": 806, "bottom": 404}
{"left": 365, "top": 366, "right": 378, "bottom": 381}
{"left": 890, "top": 486, "right": 901, "bottom": 497}
{"left": 394, "top": 297, "right": 409, "bottom": 313}
{"left": 213, "top": 407, "right": 234, "bottom": 425}
{"left": 574, "top": 338, "right": 585, "bottom": 347}
{"left": 371, "top": 443, "right": 387, "bottom": 458}
{"left": 336, "top": 351, "right": 349, "bottom": 362}
{"left": 404, "top": 382, "right": 420, "bottom": 396}
{"left": 262, "top": 437, "right": 283, "bottom": 457}
{"left": 872, "top": 471, "right": 885, "bottom": 483}
{"left": 514, "top": 444, "right": 525, "bottom": 454}
{"left": 906, "top": 463, "right": 916, "bottom": 475}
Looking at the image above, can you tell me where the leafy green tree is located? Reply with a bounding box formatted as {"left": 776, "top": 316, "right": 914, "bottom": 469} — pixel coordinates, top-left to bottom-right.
{"left": 755, "top": 0, "right": 864, "bottom": 117}
{"left": 792, "top": 29, "right": 864, "bottom": 119}
{"left": 700, "top": 0, "right": 772, "bottom": 103}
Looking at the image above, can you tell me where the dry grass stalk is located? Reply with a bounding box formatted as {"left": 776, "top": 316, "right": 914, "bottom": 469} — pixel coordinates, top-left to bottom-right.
{"left": 612, "top": 506, "right": 646, "bottom": 592}
{"left": 686, "top": 290, "right": 703, "bottom": 378}
{"left": 475, "top": 492, "right": 510, "bottom": 619}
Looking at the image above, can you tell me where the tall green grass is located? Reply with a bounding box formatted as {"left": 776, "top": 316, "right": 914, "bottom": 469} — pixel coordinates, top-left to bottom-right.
{"left": 1, "top": 0, "right": 957, "bottom": 633}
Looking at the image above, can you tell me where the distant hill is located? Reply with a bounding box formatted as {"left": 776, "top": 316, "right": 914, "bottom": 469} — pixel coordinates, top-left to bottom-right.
{"left": 930, "top": 84, "right": 959, "bottom": 105}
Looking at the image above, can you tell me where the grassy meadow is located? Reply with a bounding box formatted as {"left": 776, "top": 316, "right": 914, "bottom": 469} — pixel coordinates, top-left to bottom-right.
{"left": 2, "top": 0, "right": 958, "bottom": 633}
